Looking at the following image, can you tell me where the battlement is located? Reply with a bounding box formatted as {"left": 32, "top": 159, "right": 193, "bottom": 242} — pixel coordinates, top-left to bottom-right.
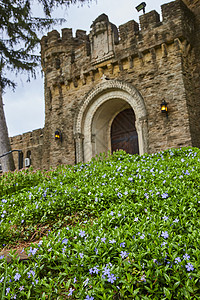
{"left": 41, "top": 28, "right": 88, "bottom": 49}
{"left": 10, "top": 128, "right": 44, "bottom": 148}
{"left": 41, "top": 0, "right": 193, "bottom": 48}
{"left": 40, "top": 0, "right": 195, "bottom": 90}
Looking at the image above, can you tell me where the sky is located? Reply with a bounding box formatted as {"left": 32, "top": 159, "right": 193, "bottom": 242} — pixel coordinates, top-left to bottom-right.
{"left": 3, "top": 0, "right": 169, "bottom": 137}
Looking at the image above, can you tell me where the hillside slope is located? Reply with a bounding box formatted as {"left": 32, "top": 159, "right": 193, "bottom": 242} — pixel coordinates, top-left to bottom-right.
{"left": 0, "top": 148, "right": 200, "bottom": 299}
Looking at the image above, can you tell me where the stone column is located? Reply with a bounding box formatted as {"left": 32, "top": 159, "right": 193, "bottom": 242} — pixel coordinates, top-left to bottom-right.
{"left": 135, "top": 117, "right": 149, "bottom": 155}
{"left": 74, "top": 132, "right": 84, "bottom": 163}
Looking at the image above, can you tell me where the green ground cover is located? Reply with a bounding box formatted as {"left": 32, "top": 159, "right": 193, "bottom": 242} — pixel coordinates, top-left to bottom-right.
{"left": 0, "top": 147, "right": 200, "bottom": 299}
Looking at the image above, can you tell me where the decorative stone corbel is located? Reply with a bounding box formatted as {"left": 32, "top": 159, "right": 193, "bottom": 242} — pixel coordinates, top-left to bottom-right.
{"left": 128, "top": 56, "right": 133, "bottom": 69}
{"left": 89, "top": 70, "right": 94, "bottom": 82}
{"left": 161, "top": 43, "right": 168, "bottom": 58}
{"left": 107, "top": 63, "right": 114, "bottom": 75}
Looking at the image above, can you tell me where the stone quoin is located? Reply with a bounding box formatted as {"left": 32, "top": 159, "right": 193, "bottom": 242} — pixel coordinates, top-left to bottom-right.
{"left": 10, "top": 0, "right": 200, "bottom": 169}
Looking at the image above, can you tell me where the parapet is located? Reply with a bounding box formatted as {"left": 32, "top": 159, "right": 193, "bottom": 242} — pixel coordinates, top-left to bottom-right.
{"left": 41, "top": 0, "right": 195, "bottom": 83}
{"left": 119, "top": 20, "right": 139, "bottom": 41}
{"left": 139, "top": 10, "right": 161, "bottom": 30}
{"left": 41, "top": 28, "right": 88, "bottom": 49}
{"left": 10, "top": 128, "right": 44, "bottom": 148}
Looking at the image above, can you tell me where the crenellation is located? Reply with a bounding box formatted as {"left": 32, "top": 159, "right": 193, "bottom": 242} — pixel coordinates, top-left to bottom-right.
{"left": 61, "top": 28, "right": 73, "bottom": 40}
{"left": 139, "top": 10, "right": 161, "bottom": 31}
{"left": 41, "top": 0, "right": 195, "bottom": 89}
{"left": 119, "top": 20, "right": 139, "bottom": 42}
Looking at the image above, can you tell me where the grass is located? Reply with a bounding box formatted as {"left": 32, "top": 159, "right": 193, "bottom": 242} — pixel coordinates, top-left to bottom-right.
{"left": 0, "top": 147, "right": 200, "bottom": 299}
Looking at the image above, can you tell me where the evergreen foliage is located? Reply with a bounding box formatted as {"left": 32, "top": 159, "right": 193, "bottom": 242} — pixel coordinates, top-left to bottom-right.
{"left": 0, "top": 0, "right": 92, "bottom": 90}
{"left": 0, "top": 148, "right": 200, "bottom": 298}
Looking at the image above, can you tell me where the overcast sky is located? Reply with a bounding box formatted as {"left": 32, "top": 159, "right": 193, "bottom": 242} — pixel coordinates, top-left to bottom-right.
{"left": 3, "top": 0, "right": 169, "bottom": 137}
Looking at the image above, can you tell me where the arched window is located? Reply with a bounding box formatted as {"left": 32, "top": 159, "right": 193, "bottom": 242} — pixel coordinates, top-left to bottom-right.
{"left": 27, "top": 150, "right": 31, "bottom": 159}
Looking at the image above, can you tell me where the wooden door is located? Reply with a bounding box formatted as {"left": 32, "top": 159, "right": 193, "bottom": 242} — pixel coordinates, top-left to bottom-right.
{"left": 111, "top": 109, "right": 139, "bottom": 155}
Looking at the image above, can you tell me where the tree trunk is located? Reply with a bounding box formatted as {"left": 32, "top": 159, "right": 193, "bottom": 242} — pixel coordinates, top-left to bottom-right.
{"left": 0, "top": 87, "right": 15, "bottom": 172}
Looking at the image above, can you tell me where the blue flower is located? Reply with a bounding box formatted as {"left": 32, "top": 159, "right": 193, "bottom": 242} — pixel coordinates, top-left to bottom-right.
{"left": 79, "top": 253, "right": 84, "bottom": 259}
{"left": 109, "top": 239, "right": 116, "bottom": 244}
{"left": 103, "top": 266, "right": 111, "bottom": 276}
{"left": 85, "top": 296, "right": 94, "bottom": 300}
{"left": 79, "top": 230, "right": 86, "bottom": 237}
{"left": 162, "top": 216, "right": 169, "bottom": 221}
{"left": 161, "top": 231, "right": 169, "bottom": 239}
{"left": 6, "top": 288, "right": 10, "bottom": 295}
{"left": 14, "top": 273, "right": 21, "bottom": 281}
{"left": 175, "top": 257, "right": 181, "bottom": 264}
{"left": 107, "top": 273, "right": 116, "bottom": 283}
{"left": 120, "top": 251, "right": 128, "bottom": 259}
{"left": 101, "top": 237, "right": 106, "bottom": 243}
{"left": 140, "top": 275, "right": 146, "bottom": 282}
{"left": 27, "top": 270, "right": 35, "bottom": 278}
{"left": 93, "top": 266, "right": 99, "bottom": 274}
{"left": 183, "top": 254, "right": 190, "bottom": 261}
{"left": 62, "top": 238, "right": 68, "bottom": 244}
{"left": 0, "top": 277, "right": 4, "bottom": 283}
{"left": 173, "top": 218, "right": 179, "bottom": 223}
{"left": 161, "top": 242, "right": 167, "bottom": 247}
{"left": 68, "top": 288, "right": 74, "bottom": 296}
{"left": 185, "top": 263, "right": 194, "bottom": 272}
{"left": 29, "top": 247, "right": 38, "bottom": 256}
{"left": 161, "top": 193, "right": 169, "bottom": 199}
{"left": 120, "top": 242, "right": 125, "bottom": 248}
{"left": 83, "top": 278, "right": 89, "bottom": 286}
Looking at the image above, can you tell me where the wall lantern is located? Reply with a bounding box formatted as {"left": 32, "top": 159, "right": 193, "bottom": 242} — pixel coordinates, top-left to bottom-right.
{"left": 161, "top": 100, "right": 168, "bottom": 118}
{"left": 135, "top": 2, "right": 146, "bottom": 14}
{"left": 55, "top": 130, "right": 62, "bottom": 141}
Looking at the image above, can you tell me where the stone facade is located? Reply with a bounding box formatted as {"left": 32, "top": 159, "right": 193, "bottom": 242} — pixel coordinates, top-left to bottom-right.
{"left": 10, "top": 0, "right": 200, "bottom": 170}
{"left": 10, "top": 129, "right": 43, "bottom": 169}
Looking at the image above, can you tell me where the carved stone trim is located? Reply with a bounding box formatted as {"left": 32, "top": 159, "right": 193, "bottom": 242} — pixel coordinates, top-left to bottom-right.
{"left": 74, "top": 80, "right": 148, "bottom": 162}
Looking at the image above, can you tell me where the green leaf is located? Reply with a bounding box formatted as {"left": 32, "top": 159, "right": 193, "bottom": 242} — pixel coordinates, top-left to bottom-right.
{"left": 27, "top": 289, "right": 31, "bottom": 299}
{"left": 164, "top": 273, "right": 170, "bottom": 283}
{"left": 163, "top": 287, "right": 171, "bottom": 299}
{"left": 173, "top": 281, "right": 180, "bottom": 289}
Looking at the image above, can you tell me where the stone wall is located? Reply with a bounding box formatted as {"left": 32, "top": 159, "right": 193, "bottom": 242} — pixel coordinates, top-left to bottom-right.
{"left": 39, "top": 0, "right": 198, "bottom": 169}
{"left": 10, "top": 129, "right": 43, "bottom": 170}
{"left": 10, "top": 0, "right": 200, "bottom": 170}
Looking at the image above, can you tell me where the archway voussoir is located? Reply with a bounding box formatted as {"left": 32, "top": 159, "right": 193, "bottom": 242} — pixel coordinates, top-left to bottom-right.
{"left": 74, "top": 80, "right": 149, "bottom": 163}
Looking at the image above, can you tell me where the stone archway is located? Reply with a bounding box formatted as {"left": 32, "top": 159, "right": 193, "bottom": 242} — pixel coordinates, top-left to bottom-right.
{"left": 74, "top": 80, "right": 148, "bottom": 163}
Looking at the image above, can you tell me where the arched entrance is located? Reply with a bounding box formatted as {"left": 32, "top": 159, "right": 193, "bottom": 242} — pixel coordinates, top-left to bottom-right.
{"left": 74, "top": 80, "right": 148, "bottom": 163}
{"left": 111, "top": 109, "right": 139, "bottom": 154}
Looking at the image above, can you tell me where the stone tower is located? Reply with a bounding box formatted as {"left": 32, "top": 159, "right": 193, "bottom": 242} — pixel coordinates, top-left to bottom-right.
{"left": 9, "top": 0, "right": 200, "bottom": 170}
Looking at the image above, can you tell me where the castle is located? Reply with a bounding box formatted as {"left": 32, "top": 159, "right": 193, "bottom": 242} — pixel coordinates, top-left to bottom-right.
{"left": 10, "top": 0, "right": 200, "bottom": 169}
